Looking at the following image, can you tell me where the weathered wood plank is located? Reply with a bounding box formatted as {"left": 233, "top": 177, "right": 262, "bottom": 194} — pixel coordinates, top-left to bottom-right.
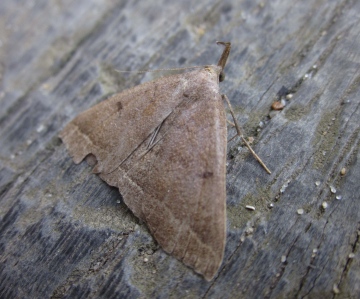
{"left": 0, "top": 0, "right": 359, "bottom": 298}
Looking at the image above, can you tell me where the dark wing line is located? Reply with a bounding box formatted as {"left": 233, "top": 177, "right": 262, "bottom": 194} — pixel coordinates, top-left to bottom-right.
{"left": 105, "top": 95, "right": 195, "bottom": 175}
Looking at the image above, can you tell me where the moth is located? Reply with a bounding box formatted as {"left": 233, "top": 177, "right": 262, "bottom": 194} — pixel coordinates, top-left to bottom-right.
{"left": 60, "top": 42, "right": 269, "bottom": 280}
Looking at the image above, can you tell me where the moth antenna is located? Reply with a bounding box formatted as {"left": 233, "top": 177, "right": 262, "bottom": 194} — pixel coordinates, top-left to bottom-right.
{"left": 115, "top": 66, "right": 203, "bottom": 74}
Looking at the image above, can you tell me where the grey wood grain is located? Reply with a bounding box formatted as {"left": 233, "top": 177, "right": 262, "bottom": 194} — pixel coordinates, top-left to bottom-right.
{"left": 0, "top": 0, "right": 359, "bottom": 298}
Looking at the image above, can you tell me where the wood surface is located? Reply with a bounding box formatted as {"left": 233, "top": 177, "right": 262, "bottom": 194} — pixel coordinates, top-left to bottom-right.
{"left": 0, "top": 0, "right": 359, "bottom": 298}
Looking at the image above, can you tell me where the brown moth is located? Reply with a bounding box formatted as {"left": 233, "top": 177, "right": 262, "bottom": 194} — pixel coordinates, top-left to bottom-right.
{"left": 60, "top": 42, "right": 268, "bottom": 280}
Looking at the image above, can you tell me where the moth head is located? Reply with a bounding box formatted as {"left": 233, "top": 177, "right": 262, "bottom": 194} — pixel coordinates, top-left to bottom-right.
{"left": 216, "top": 41, "right": 231, "bottom": 83}
{"left": 219, "top": 71, "right": 225, "bottom": 82}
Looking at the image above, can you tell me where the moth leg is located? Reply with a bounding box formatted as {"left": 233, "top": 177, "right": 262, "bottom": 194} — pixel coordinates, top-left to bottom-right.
{"left": 147, "top": 120, "right": 164, "bottom": 149}
{"left": 227, "top": 134, "right": 237, "bottom": 143}
{"left": 104, "top": 121, "right": 166, "bottom": 175}
{"left": 145, "top": 96, "right": 191, "bottom": 152}
{"left": 138, "top": 120, "right": 168, "bottom": 162}
{"left": 226, "top": 120, "right": 238, "bottom": 143}
{"left": 222, "top": 94, "right": 271, "bottom": 174}
{"left": 141, "top": 95, "right": 194, "bottom": 159}
{"left": 227, "top": 119, "right": 235, "bottom": 127}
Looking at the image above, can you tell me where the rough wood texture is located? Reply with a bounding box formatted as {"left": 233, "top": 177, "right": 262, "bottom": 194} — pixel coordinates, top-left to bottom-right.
{"left": 0, "top": 0, "right": 359, "bottom": 298}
